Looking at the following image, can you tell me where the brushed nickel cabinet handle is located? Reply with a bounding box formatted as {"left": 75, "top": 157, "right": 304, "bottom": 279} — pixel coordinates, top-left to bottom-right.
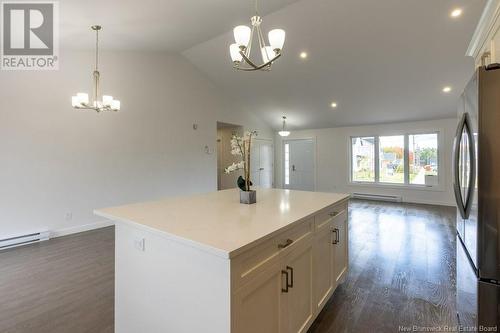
{"left": 286, "top": 266, "right": 294, "bottom": 288}
{"left": 329, "top": 211, "right": 339, "bottom": 217}
{"left": 278, "top": 239, "right": 294, "bottom": 249}
{"left": 281, "top": 270, "right": 289, "bottom": 293}
{"left": 335, "top": 228, "right": 340, "bottom": 244}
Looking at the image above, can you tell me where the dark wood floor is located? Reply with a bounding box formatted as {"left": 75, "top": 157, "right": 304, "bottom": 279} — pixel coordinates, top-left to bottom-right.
{"left": 0, "top": 200, "right": 456, "bottom": 333}
{"left": 0, "top": 227, "right": 114, "bottom": 333}
{"left": 309, "top": 200, "right": 457, "bottom": 333}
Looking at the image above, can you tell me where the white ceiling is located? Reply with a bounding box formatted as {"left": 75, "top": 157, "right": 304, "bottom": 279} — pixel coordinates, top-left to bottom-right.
{"left": 183, "top": 0, "right": 486, "bottom": 130}
{"left": 61, "top": 0, "right": 486, "bottom": 130}
{"left": 60, "top": 0, "right": 301, "bottom": 51}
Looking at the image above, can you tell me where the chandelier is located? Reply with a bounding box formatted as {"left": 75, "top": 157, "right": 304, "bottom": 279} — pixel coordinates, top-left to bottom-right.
{"left": 71, "top": 25, "right": 120, "bottom": 112}
{"left": 229, "top": 1, "right": 285, "bottom": 71}
{"left": 278, "top": 116, "right": 290, "bottom": 137}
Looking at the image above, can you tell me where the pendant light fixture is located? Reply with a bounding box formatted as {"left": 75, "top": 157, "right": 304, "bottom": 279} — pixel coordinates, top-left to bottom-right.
{"left": 71, "top": 25, "right": 120, "bottom": 112}
{"left": 230, "top": 0, "right": 285, "bottom": 71}
{"left": 278, "top": 116, "right": 290, "bottom": 137}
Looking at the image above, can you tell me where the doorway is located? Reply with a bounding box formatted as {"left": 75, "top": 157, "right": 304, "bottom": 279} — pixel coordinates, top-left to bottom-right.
{"left": 251, "top": 139, "right": 274, "bottom": 188}
{"left": 283, "top": 139, "right": 315, "bottom": 191}
{"left": 217, "top": 122, "right": 243, "bottom": 190}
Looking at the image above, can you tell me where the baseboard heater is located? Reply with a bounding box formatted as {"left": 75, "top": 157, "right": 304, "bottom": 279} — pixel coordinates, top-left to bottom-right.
{"left": 351, "top": 193, "right": 402, "bottom": 202}
{"left": 0, "top": 231, "right": 50, "bottom": 250}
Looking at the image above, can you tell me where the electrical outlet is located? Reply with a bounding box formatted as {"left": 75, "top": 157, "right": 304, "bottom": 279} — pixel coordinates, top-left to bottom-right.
{"left": 134, "top": 238, "right": 146, "bottom": 252}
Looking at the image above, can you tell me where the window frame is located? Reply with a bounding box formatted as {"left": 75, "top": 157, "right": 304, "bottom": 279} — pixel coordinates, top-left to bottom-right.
{"left": 349, "top": 130, "right": 441, "bottom": 190}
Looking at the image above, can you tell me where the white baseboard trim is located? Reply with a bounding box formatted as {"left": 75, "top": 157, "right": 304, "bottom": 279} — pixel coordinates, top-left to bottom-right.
{"left": 51, "top": 220, "right": 115, "bottom": 238}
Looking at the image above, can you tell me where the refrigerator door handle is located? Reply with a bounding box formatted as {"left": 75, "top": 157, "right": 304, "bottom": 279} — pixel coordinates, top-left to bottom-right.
{"left": 453, "top": 113, "right": 467, "bottom": 219}
{"left": 464, "top": 115, "right": 477, "bottom": 220}
{"left": 453, "top": 113, "right": 476, "bottom": 220}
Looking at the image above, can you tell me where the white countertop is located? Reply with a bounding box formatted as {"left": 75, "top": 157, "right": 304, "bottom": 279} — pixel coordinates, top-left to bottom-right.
{"left": 95, "top": 188, "right": 350, "bottom": 259}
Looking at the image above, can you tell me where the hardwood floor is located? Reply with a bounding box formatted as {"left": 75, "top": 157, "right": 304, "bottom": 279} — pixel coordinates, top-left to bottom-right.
{"left": 308, "top": 200, "right": 457, "bottom": 333}
{"left": 0, "top": 227, "right": 114, "bottom": 333}
{"left": 0, "top": 200, "right": 456, "bottom": 333}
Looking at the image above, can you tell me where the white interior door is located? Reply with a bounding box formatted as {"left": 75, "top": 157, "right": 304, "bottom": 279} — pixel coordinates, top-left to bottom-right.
{"left": 251, "top": 139, "right": 274, "bottom": 188}
{"left": 259, "top": 141, "right": 273, "bottom": 188}
{"left": 284, "top": 139, "right": 315, "bottom": 191}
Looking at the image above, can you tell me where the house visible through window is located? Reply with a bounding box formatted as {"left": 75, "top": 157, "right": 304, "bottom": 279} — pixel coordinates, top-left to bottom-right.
{"left": 351, "top": 137, "right": 375, "bottom": 182}
{"left": 350, "top": 132, "right": 439, "bottom": 186}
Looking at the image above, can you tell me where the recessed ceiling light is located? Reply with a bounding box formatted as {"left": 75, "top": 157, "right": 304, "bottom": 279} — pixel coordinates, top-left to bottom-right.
{"left": 300, "top": 51, "right": 308, "bottom": 59}
{"left": 331, "top": 102, "right": 338, "bottom": 108}
{"left": 443, "top": 86, "right": 452, "bottom": 93}
{"left": 451, "top": 8, "right": 462, "bottom": 18}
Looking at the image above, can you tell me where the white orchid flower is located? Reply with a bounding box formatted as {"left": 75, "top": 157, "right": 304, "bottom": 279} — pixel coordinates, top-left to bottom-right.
{"left": 224, "top": 130, "right": 257, "bottom": 191}
{"left": 224, "top": 161, "right": 243, "bottom": 174}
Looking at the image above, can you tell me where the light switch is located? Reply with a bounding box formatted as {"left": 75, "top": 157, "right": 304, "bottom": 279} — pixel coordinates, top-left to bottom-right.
{"left": 134, "top": 238, "right": 146, "bottom": 252}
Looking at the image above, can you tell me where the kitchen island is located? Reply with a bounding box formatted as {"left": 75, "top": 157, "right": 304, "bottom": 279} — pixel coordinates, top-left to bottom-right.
{"left": 95, "top": 188, "right": 350, "bottom": 333}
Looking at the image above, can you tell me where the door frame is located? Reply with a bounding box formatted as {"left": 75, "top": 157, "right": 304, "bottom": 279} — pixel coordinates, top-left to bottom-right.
{"left": 253, "top": 138, "right": 275, "bottom": 188}
{"left": 281, "top": 137, "right": 317, "bottom": 191}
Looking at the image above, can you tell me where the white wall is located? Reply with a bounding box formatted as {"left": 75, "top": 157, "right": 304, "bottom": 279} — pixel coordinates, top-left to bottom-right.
{"left": 0, "top": 50, "right": 272, "bottom": 238}
{"left": 275, "top": 118, "right": 458, "bottom": 206}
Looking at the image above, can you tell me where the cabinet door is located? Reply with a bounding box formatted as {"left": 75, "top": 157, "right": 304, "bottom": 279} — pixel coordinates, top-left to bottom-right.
{"left": 313, "top": 218, "right": 334, "bottom": 311}
{"left": 284, "top": 239, "right": 314, "bottom": 333}
{"left": 333, "top": 212, "right": 348, "bottom": 285}
{"left": 232, "top": 261, "right": 286, "bottom": 333}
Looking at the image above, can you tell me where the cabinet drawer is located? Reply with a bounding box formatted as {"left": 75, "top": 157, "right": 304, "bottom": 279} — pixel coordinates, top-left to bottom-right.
{"left": 232, "top": 218, "right": 314, "bottom": 291}
{"left": 315, "top": 201, "right": 348, "bottom": 229}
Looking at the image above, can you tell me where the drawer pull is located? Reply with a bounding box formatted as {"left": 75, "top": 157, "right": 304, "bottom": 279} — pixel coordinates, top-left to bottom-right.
{"left": 329, "top": 211, "right": 339, "bottom": 217}
{"left": 281, "top": 270, "right": 289, "bottom": 293}
{"left": 278, "top": 239, "right": 294, "bottom": 249}
{"left": 332, "top": 229, "right": 339, "bottom": 244}
{"left": 286, "top": 266, "right": 294, "bottom": 288}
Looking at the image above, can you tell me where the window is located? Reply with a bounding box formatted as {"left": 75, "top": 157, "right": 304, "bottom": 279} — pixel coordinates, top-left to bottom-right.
{"left": 351, "top": 137, "right": 375, "bottom": 182}
{"left": 409, "top": 134, "right": 438, "bottom": 185}
{"left": 284, "top": 143, "right": 290, "bottom": 185}
{"left": 350, "top": 132, "right": 439, "bottom": 187}
{"left": 379, "top": 135, "right": 405, "bottom": 184}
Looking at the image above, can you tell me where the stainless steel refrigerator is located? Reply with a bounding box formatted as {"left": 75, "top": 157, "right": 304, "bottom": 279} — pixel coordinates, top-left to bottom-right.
{"left": 455, "top": 65, "right": 500, "bottom": 329}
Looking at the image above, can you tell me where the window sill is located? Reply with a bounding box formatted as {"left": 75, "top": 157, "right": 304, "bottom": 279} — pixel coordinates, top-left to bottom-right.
{"left": 348, "top": 181, "right": 445, "bottom": 192}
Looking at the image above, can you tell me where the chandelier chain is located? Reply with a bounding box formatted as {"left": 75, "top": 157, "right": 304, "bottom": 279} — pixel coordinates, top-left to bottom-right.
{"left": 95, "top": 28, "right": 99, "bottom": 72}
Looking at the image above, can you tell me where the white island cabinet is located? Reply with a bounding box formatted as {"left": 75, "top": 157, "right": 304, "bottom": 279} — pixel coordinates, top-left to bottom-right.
{"left": 95, "top": 188, "right": 350, "bottom": 333}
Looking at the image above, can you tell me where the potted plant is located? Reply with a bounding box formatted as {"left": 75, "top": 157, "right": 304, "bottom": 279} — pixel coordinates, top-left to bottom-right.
{"left": 224, "top": 131, "right": 258, "bottom": 204}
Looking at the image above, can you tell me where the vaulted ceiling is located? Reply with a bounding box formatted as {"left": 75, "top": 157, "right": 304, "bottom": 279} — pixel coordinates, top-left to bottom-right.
{"left": 60, "top": 0, "right": 486, "bottom": 130}
{"left": 59, "top": 0, "right": 301, "bottom": 51}
{"left": 183, "top": 0, "right": 486, "bottom": 130}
